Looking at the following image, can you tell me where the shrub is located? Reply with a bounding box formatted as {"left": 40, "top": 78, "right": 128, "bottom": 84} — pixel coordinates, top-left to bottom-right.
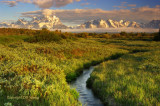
{"left": 112, "top": 33, "right": 120, "bottom": 38}
{"left": 120, "top": 31, "right": 128, "bottom": 36}
{"left": 100, "top": 34, "right": 110, "bottom": 38}
{"left": 153, "top": 31, "right": 160, "bottom": 41}
{"left": 28, "top": 30, "right": 62, "bottom": 42}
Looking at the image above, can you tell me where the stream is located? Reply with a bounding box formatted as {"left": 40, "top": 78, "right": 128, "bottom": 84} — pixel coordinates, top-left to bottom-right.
{"left": 70, "top": 66, "right": 104, "bottom": 106}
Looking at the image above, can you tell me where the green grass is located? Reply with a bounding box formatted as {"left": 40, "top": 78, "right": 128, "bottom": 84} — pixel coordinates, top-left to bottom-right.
{"left": 0, "top": 35, "right": 29, "bottom": 45}
{"left": 1, "top": 33, "right": 160, "bottom": 106}
{"left": 87, "top": 40, "right": 160, "bottom": 105}
{"left": 0, "top": 35, "right": 127, "bottom": 105}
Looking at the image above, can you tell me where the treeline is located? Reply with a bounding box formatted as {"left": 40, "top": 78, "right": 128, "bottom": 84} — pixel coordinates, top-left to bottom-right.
{"left": 0, "top": 28, "right": 37, "bottom": 36}
{"left": 153, "top": 30, "right": 160, "bottom": 41}
{"left": 79, "top": 31, "right": 158, "bottom": 40}
{"left": 0, "top": 28, "right": 159, "bottom": 41}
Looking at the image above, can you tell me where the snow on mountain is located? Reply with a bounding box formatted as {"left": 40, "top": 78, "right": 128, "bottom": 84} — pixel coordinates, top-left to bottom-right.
{"left": 28, "top": 15, "right": 68, "bottom": 29}
{"left": 78, "top": 19, "right": 141, "bottom": 29}
{"left": 107, "top": 19, "right": 118, "bottom": 28}
{"left": 0, "top": 15, "right": 68, "bottom": 29}
{"left": 0, "top": 22, "right": 10, "bottom": 28}
{"left": 15, "top": 19, "right": 28, "bottom": 25}
{"left": 93, "top": 19, "right": 109, "bottom": 28}
{"left": 0, "top": 16, "right": 159, "bottom": 29}
{"left": 128, "top": 21, "right": 140, "bottom": 28}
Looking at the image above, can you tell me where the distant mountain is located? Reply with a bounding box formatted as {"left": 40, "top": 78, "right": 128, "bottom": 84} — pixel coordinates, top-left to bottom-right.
{"left": 28, "top": 15, "right": 68, "bottom": 29}
{"left": 0, "top": 15, "right": 68, "bottom": 29}
{"left": 76, "top": 19, "right": 141, "bottom": 29}
{"left": 0, "top": 16, "right": 159, "bottom": 29}
{"left": 0, "top": 22, "right": 10, "bottom": 28}
{"left": 144, "top": 20, "right": 160, "bottom": 29}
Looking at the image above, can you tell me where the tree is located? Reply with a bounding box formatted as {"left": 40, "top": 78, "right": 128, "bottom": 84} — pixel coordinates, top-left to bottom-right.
{"left": 42, "top": 28, "right": 48, "bottom": 31}
{"left": 153, "top": 28, "right": 160, "bottom": 41}
{"left": 120, "top": 31, "right": 128, "bottom": 36}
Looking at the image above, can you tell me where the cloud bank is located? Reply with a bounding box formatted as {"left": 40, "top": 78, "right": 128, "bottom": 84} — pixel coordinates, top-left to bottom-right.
{"left": 59, "top": 28, "right": 159, "bottom": 33}
{"left": 1, "top": 0, "right": 80, "bottom": 8}
{"left": 21, "top": 6, "right": 160, "bottom": 25}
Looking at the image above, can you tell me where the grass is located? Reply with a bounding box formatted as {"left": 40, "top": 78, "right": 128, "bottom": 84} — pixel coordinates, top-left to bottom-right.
{"left": 0, "top": 35, "right": 29, "bottom": 45}
{"left": 87, "top": 40, "right": 160, "bottom": 105}
{"left": 0, "top": 29, "right": 160, "bottom": 105}
{"left": 0, "top": 35, "right": 127, "bottom": 105}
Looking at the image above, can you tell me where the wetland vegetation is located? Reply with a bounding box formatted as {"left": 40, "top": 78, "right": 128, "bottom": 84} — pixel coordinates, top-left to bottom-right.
{"left": 0, "top": 28, "right": 159, "bottom": 106}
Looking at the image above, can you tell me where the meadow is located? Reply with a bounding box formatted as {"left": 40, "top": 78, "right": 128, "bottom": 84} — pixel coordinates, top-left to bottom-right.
{"left": 87, "top": 40, "right": 160, "bottom": 105}
{"left": 0, "top": 28, "right": 159, "bottom": 106}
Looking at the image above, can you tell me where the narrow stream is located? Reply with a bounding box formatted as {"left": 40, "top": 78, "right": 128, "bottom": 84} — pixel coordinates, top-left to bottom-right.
{"left": 70, "top": 66, "right": 104, "bottom": 106}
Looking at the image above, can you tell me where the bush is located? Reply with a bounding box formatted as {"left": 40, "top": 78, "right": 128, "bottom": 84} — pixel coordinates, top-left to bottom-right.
{"left": 112, "top": 33, "right": 120, "bottom": 38}
{"left": 120, "top": 31, "right": 128, "bottom": 36}
{"left": 100, "top": 34, "right": 110, "bottom": 38}
{"left": 28, "top": 29, "right": 62, "bottom": 42}
{"left": 77, "top": 32, "right": 90, "bottom": 38}
{"left": 153, "top": 31, "right": 160, "bottom": 41}
{"left": 0, "top": 28, "right": 36, "bottom": 36}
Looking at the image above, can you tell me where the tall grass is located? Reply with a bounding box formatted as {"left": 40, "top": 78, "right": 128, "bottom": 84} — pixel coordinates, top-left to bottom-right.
{"left": 0, "top": 28, "right": 159, "bottom": 105}
{"left": 0, "top": 35, "right": 127, "bottom": 105}
{"left": 87, "top": 41, "right": 160, "bottom": 105}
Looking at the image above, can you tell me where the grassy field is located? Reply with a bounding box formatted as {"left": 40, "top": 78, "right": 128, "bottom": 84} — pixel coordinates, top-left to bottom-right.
{"left": 0, "top": 34, "right": 128, "bottom": 105}
{"left": 0, "top": 28, "right": 159, "bottom": 106}
{"left": 87, "top": 40, "right": 160, "bottom": 105}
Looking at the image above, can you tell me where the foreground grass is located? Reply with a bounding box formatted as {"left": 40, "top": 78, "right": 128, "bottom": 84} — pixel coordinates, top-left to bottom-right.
{"left": 0, "top": 35, "right": 127, "bottom": 105}
{"left": 87, "top": 40, "right": 160, "bottom": 105}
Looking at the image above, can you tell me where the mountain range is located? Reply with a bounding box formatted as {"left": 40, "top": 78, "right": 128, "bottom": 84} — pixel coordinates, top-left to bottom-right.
{"left": 76, "top": 19, "right": 141, "bottom": 29}
{"left": 0, "top": 15, "right": 160, "bottom": 29}
{"left": 0, "top": 15, "right": 67, "bottom": 29}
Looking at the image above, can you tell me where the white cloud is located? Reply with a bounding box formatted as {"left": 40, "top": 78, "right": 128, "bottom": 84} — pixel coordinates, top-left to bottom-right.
{"left": 21, "top": 6, "right": 160, "bottom": 26}
{"left": 1, "top": 0, "right": 80, "bottom": 8}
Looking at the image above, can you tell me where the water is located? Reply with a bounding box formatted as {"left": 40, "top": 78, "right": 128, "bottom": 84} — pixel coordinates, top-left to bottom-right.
{"left": 70, "top": 66, "right": 104, "bottom": 106}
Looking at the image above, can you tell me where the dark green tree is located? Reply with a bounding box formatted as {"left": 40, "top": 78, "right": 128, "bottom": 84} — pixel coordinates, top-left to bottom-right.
{"left": 153, "top": 28, "right": 160, "bottom": 41}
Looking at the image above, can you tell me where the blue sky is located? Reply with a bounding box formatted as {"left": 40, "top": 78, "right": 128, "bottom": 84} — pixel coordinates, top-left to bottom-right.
{"left": 0, "top": 0, "right": 160, "bottom": 25}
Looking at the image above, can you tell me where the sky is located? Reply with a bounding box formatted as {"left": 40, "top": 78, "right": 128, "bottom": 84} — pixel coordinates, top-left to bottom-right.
{"left": 0, "top": 0, "right": 160, "bottom": 26}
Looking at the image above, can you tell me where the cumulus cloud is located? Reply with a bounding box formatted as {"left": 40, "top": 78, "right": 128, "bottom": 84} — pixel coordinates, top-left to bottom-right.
{"left": 21, "top": 6, "right": 160, "bottom": 26}
{"left": 1, "top": 0, "right": 32, "bottom": 7}
{"left": 1, "top": 1, "right": 17, "bottom": 7}
{"left": 1, "top": 0, "right": 80, "bottom": 8}
{"left": 32, "top": 0, "right": 77, "bottom": 8}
